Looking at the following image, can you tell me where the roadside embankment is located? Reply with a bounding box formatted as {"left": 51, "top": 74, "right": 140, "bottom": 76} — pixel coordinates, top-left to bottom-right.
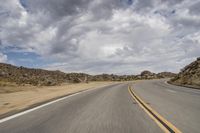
{"left": 169, "top": 57, "right": 200, "bottom": 89}
{"left": 0, "top": 81, "right": 116, "bottom": 118}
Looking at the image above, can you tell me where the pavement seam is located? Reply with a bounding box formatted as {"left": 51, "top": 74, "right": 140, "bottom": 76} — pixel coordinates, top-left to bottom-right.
{"left": 128, "top": 86, "right": 182, "bottom": 133}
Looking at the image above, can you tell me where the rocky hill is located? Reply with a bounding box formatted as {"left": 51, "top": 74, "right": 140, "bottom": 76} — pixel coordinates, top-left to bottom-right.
{"left": 157, "top": 72, "right": 177, "bottom": 78}
{"left": 0, "top": 63, "right": 89, "bottom": 86}
{"left": 140, "top": 70, "right": 157, "bottom": 79}
{"left": 134, "top": 71, "right": 176, "bottom": 80}
{"left": 169, "top": 57, "right": 200, "bottom": 89}
{"left": 89, "top": 74, "right": 137, "bottom": 81}
{"left": 0, "top": 63, "right": 176, "bottom": 86}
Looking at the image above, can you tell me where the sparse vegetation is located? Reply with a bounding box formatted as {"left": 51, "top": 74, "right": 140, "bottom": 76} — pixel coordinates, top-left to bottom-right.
{"left": 0, "top": 63, "right": 89, "bottom": 86}
{"left": 0, "top": 63, "right": 176, "bottom": 87}
{"left": 169, "top": 57, "right": 200, "bottom": 89}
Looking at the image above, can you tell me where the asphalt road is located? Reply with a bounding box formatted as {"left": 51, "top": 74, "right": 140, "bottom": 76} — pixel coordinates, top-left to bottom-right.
{"left": 0, "top": 83, "right": 162, "bottom": 133}
{"left": 133, "top": 79, "right": 200, "bottom": 133}
{"left": 0, "top": 80, "right": 199, "bottom": 133}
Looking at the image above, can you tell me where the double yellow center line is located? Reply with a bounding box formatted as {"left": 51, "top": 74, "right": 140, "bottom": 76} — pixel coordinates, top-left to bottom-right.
{"left": 128, "top": 86, "right": 182, "bottom": 133}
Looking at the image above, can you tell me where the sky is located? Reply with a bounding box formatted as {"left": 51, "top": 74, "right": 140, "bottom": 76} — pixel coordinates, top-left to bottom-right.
{"left": 0, "top": 0, "right": 200, "bottom": 74}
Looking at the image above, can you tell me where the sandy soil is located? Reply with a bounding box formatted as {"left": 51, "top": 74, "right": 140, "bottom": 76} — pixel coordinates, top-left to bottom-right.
{"left": 0, "top": 82, "right": 116, "bottom": 117}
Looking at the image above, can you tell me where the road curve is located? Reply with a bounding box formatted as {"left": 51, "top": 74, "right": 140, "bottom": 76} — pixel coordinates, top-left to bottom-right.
{"left": 132, "top": 79, "right": 200, "bottom": 133}
{"left": 0, "top": 83, "right": 162, "bottom": 133}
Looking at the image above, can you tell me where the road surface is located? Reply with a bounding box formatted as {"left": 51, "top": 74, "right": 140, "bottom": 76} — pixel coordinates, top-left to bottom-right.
{"left": 0, "top": 83, "right": 162, "bottom": 133}
{"left": 0, "top": 80, "right": 199, "bottom": 133}
{"left": 133, "top": 79, "right": 200, "bottom": 133}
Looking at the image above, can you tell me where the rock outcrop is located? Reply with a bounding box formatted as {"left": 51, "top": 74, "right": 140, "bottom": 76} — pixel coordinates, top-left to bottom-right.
{"left": 140, "top": 70, "right": 157, "bottom": 79}
{"left": 157, "top": 72, "right": 177, "bottom": 78}
{"left": 170, "top": 57, "right": 200, "bottom": 88}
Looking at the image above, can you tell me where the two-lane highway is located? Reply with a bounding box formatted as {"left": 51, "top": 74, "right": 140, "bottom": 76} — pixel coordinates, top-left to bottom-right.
{"left": 0, "top": 80, "right": 199, "bottom": 133}
{"left": 0, "top": 83, "right": 162, "bottom": 133}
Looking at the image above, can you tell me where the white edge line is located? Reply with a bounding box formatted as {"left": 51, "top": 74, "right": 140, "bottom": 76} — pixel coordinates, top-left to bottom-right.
{"left": 164, "top": 80, "right": 200, "bottom": 93}
{"left": 0, "top": 87, "right": 101, "bottom": 124}
{"left": 166, "top": 89, "right": 177, "bottom": 93}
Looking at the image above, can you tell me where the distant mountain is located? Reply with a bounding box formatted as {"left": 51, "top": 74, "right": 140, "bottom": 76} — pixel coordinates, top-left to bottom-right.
{"left": 0, "top": 63, "right": 176, "bottom": 86}
{"left": 169, "top": 57, "right": 200, "bottom": 89}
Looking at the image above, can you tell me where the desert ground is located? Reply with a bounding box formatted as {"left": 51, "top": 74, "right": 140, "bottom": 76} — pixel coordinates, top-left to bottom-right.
{"left": 0, "top": 81, "right": 117, "bottom": 117}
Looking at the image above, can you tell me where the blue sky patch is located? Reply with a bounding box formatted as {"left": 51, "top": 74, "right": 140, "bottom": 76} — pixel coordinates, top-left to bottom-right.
{"left": 127, "top": 0, "right": 133, "bottom": 5}
{"left": 5, "top": 51, "right": 51, "bottom": 68}
{"left": 120, "top": 0, "right": 134, "bottom": 6}
{"left": 19, "top": 0, "right": 29, "bottom": 11}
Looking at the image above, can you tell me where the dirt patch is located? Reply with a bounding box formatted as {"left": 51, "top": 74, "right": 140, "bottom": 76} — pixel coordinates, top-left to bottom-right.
{"left": 0, "top": 82, "right": 117, "bottom": 118}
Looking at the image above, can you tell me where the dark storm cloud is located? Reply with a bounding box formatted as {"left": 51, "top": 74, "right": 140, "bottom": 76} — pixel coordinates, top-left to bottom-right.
{"left": 25, "top": 0, "right": 126, "bottom": 20}
{"left": 26, "top": 0, "right": 91, "bottom": 16}
{"left": 134, "top": 0, "right": 153, "bottom": 10}
{"left": 188, "top": 1, "right": 200, "bottom": 15}
{"left": 160, "top": 0, "right": 184, "bottom": 5}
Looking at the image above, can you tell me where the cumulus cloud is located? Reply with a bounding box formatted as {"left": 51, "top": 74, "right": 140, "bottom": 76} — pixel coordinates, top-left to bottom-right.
{"left": 0, "top": 53, "right": 7, "bottom": 63}
{"left": 0, "top": 0, "right": 200, "bottom": 74}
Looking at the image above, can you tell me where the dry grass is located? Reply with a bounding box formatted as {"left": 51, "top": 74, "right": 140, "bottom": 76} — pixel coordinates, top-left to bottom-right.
{"left": 0, "top": 82, "right": 116, "bottom": 116}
